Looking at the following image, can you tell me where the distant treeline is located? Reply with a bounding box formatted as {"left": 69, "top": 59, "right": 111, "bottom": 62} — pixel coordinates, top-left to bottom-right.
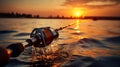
{"left": 0, "top": 12, "right": 120, "bottom": 20}
{"left": 0, "top": 12, "right": 80, "bottom": 19}
{"left": 0, "top": 12, "right": 39, "bottom": 18}
{"left": 84, "top": 16, "right": 120, "bottom": 20}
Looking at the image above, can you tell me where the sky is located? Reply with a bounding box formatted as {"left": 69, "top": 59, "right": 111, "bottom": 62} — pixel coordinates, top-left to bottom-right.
{"left": 0, "top": 0, "right": 120, "bottom": 17}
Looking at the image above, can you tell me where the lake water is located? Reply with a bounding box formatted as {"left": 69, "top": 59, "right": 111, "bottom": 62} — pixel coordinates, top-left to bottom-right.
{"left": 0, "top": 18, "right": 120, "bottom": 67}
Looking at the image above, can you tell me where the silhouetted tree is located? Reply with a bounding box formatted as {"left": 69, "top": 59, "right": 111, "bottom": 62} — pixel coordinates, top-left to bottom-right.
{"left": 34, "top": 15, "right": 40, "bottom": 18}
{"left": 61, "top": 15, "right": 65, "bottom": 18}
{"left": 11, "top": 12, "right": 15, "bottom": 17}
{"left": 48, "top": 15, "right": 53, "bottom": 18}
{"left": 56, "top": 15, "right": 60, "bottom": 18}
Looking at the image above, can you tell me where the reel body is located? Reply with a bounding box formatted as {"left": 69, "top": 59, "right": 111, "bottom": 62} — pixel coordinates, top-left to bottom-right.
{"left": 30, "top": 27, "right": 59, "bottom": 47}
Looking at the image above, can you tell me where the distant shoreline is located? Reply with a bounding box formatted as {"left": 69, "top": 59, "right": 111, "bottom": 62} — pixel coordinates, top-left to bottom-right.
{"left": 0, "top": 17, "right": 120, "bottom": 21}
{"left": 0, "top": 13, "right": 120, "bottom": 20}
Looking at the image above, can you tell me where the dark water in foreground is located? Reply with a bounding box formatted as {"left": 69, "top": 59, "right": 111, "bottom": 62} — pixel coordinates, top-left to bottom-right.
{"left": 0, "top": 18, "right": 120, "bottom": 67}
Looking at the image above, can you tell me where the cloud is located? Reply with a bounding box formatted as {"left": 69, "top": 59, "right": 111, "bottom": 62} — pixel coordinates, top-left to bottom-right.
{"left": 63, "top": 0, "right": 120, "bottom": 8}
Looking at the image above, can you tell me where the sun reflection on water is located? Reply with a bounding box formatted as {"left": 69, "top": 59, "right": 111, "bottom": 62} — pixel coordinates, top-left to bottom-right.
{"left": 74, "top": 20, "right": 80, "bottom": 30}
{"left": 75, "top": 19, "right": 82, "bottom": 34}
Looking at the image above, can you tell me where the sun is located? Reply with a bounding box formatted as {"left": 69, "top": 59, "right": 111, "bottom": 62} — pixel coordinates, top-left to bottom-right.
{"left": 75, "top": 11, "right": 81, "bottom": 17}
{"left": 73, "top": 8, "right": 84, "bottom": 17}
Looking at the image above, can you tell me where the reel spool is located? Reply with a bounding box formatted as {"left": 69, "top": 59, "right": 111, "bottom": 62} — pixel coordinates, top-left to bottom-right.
{"left": 30, "top": 27, "right": 59, "bottom": 47}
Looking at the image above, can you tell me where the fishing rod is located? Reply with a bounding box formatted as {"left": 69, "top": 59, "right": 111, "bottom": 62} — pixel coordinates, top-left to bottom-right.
{"left": 0, "top": 23, "right": 74, "bottom": 65}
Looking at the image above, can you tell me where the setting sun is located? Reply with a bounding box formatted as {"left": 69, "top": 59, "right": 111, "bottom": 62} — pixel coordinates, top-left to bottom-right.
{"left": 75, "top": 11, "right": 81, "bottom": 17}
{"left": 73, "top": 8, "right": 84, "bottom": 17}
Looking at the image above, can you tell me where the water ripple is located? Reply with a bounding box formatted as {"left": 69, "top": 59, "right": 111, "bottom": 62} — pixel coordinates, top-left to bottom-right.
{"left": 0, "top": 30, "right": 17, "bottom": 34}
{"left": 14, "top": 33, "right": 30, "bottom": 36}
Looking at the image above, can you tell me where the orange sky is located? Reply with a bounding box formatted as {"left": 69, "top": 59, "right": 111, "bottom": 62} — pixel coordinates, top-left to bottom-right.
{"left": 0, "top": 0, "right": 120, "bottom": 17}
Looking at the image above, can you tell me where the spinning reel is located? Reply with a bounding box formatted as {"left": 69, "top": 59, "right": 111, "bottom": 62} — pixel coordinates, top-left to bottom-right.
{"left": 30, "top": 27, "right": 59, "bottom": 47}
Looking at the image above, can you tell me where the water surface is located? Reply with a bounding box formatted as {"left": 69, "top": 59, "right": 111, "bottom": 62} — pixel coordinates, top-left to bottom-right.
{"left": 0, "top": 18, "right": 120, "bottom": 67}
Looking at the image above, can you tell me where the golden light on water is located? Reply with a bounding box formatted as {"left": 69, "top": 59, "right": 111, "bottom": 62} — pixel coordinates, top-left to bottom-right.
{"left": 76, "top": 30, "right": 80, "bottom": 33}
{"left": 74, "top": 19, "right": 82, "bottom": 35}
{"left": 75, "top": 20, "right": 80, "bottom": 29}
